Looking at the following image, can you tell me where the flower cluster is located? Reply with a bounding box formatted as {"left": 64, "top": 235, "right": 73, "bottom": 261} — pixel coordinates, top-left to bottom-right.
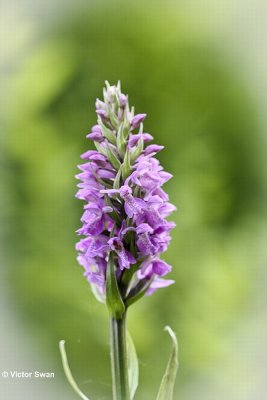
{"left": 76, "top": 82, "right": 176, "bottom": 303}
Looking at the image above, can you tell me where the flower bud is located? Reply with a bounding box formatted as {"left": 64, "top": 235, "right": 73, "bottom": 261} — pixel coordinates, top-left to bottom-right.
{"left": 131, "top": 114, "right": 147, "bottom": 129}
{"left": 105, "top": 85, "right": 116, "bottom": 103}
{"left": 96, "top": 109, "right": 108, "bottom": 119}
{"left": 86, "top": 131, "right": 104, "bottom": 142}
{"left": 119, "top": 94, "right": 128, "bottom": 108}
{"left": 95, "top": 99, "right": 106, "bottom": 110}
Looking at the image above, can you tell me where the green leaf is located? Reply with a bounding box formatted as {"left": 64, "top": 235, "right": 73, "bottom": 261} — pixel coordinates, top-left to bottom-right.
{"left": 156, "top": 326, "right": 179, "bottom": 400}
{"left": 106, "top": 252, "right": 125, "bottom": 319}
{"left": 59, "top": 340, "right": 90, "bottom": 400}
{"left": 127, "top": 331, "right": 139, "bottom": 400}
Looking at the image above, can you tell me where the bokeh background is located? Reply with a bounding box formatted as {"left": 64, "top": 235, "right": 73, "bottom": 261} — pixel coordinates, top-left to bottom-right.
{"left": 1, "top": 1, "right": 267, "bottom": 399}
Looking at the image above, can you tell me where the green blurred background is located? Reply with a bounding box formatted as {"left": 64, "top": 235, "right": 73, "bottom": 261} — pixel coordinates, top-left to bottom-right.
{"left": 1, "top": 1, "right": 267, "bottom": 399}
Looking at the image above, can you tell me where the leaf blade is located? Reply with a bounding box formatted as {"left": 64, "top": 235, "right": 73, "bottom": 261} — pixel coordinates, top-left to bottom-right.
{"left": 127, "top": 331, "right": 139, "bottom": 400}
{"left": 59, "top": 340, "right": 90, "bottom": 400}
{"left": 156, "top": 326, "right": 179, "bottom": 400}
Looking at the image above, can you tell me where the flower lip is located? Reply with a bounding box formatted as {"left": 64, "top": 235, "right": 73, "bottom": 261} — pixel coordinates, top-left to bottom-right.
{"left": 108, "top": 237, "right": 123, "bottom": 250}
{"left": 119, "top": 185, "right": 132, "bottom": 198}
{"left": 152, "top": 259, "right": 172, "bottom": 276}
{"left": 136, "top": 223, "right": 154, "bottom": 235}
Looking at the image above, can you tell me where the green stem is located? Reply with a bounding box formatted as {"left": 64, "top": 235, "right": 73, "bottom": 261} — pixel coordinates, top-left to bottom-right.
{"left": 110, "top": 312, "right": 130, "bottom": 400}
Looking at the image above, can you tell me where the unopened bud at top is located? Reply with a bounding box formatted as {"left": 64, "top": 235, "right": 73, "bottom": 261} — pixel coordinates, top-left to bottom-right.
{"left": 105, "top": 85, "right": 116, "bottom": 103}
{"left": 95, "top": 99, "right": 106, "bottom": 110}
{"left": 118, "top": 94, "right": 128, "bottom": 108}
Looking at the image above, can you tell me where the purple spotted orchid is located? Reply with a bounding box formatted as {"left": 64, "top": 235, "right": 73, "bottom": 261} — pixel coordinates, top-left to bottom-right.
{"left": 76, "top": 82, "right": 176, "bottom": 306}
{"left": 60, "top": 82, "right": 178, "bottom": 400}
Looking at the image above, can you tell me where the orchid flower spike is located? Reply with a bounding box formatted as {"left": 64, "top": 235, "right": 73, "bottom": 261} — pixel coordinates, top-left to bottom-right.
{"left": 76, "top": 81, "right": 176, "bottom": 307}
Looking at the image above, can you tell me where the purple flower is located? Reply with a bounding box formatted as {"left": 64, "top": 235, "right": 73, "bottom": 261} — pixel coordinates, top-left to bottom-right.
{"left": 101, "top": 185, "right": 146, "bottom": 219}
{"left": 137, "top": 258, "right": 172, "bottom": 279}
{"left": 76, "top": 82, "right": 176, "bottom": 303}
{"left": 77, "top": 203, "right": 113, "bottom": 236}
{"left": 136, "top": 223, "right": 156, "bottom": 256}
{"left": 119, "top": 185, "right": 146, "bottom": 219}
{"left": 108, "top": 237, "right": 135, "bottom": 270}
